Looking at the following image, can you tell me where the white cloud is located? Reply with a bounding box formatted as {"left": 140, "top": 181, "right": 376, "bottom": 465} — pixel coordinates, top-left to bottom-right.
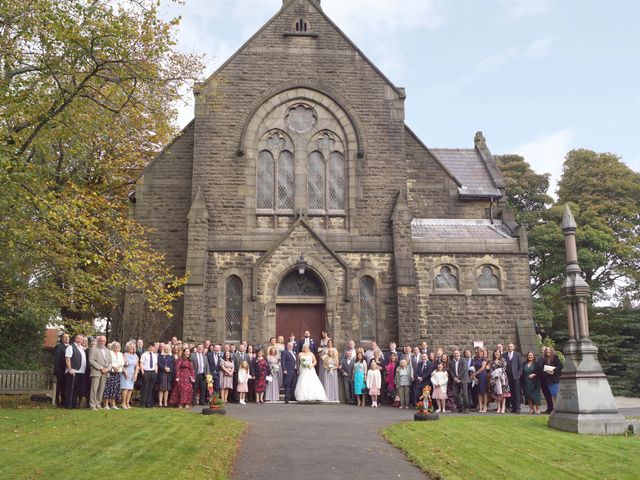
{"left": 506, "top": 0, "right": 550, "bottom": 19}
{"left": 526, "top": 34, "right": 556, "bottom": 58}
{"left": 512, "top": 128, "right": 577, "bottom": 196}
{"left": 474, "top": 47, "right": 518, "bottom": 73}
{"left": 323, "top": 0, "right": 445, "bottom": 37}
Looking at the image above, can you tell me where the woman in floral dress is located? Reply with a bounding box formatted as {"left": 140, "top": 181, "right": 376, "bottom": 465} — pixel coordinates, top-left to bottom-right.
{"left": 171, "top": 348, "right": 195, "bottom": 408}
{"left": 253, "top": 349, "right": 269, "bottom": 404}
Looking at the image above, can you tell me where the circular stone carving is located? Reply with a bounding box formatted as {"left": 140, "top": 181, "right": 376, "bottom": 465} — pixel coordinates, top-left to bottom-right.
{"left": 286, "top": 104, "right": 317, "bottom": 134}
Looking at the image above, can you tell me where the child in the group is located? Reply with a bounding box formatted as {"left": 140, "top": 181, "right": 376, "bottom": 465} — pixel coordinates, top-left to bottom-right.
{"left": 430, "top": 362, "right": 449, "bottom": 413}
{"left": 395, "top": 358, "right": 412, "bottom": 409}
{"left": 366, "top": 359, "right": 382, "bottom": 408}
{"left": 237, "top": 360, "right": 250, "bottom": 405}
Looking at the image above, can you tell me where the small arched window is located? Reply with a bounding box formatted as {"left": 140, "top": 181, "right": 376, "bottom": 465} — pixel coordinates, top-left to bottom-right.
{"left": 477, "top": 265, "right": 499, "bottom": 290}
{"left": 360, "top": 276, "right": 376, "bottom": 342}
{"left": 225, "top": 276, "right": 242, "bottom": 341}
{"left": 434, "top": 266, "right": 458, "bottom": 290}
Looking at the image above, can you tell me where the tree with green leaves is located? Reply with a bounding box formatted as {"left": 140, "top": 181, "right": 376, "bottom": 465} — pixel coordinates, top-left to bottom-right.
{"left": 0, "top": 0, "right": 203, "bottom": 354}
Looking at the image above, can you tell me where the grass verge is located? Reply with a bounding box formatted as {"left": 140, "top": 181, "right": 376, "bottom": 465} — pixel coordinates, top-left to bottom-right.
{"left": 0, "top": 407, "right": 245, "bottom": 480}
{"left": 382, "top": 415, "right": 638, "bottom": 480}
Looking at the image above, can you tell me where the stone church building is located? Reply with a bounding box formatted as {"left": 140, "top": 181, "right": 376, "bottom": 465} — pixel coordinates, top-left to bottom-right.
{"left": 121, "top": 0, "right": 537, "bottom": 353}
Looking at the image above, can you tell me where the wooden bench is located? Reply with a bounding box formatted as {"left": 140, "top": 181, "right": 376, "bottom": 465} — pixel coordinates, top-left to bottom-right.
{"left": 0, "top": 370, "right": 55, "bottom": 402}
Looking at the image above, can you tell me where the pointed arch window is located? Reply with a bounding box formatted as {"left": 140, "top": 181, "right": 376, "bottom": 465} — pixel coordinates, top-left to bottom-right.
{"left": 257, "top": 147, "right": 295, "bottom": 211}
{"left": 225, "top": 276, "right": 242, "bottom": 341}
{"left": 307, "top": 132, "right": 346, "bottom": 213}
{"left": 360, "top": 276, "right": 376, "bottom": 342}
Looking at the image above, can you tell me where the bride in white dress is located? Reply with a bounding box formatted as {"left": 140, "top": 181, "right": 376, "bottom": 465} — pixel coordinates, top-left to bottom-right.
{"left": 295, "top": 345, "right": 328, "bottom": 402}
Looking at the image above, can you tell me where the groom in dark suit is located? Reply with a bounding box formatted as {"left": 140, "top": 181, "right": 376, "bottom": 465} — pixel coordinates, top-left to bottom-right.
{"left": 503, "top": 343, "right": 523, "bottom": 414}
{"left": 281, "top": 341, "right": 298, "bottom": 403}
{"left": 297, "top": 330, "right": 317, "bottom": 354}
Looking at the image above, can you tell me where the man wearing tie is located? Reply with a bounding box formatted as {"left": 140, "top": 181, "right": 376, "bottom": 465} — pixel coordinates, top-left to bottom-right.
{"left": 281, "top": 342, "right": 298, "bottom": 403}
{"left": 414, "top": 353, "right": 431, "bottom": 404}
{"left": 88, "top": 335, "right": 112, "bottom": 410}
{"left": 339, "top": 349, "right": 355, "bottom": 405}
{"left": 297, "top": 330, "right": 316, "bottom": 354}
{"left": 503, "top": 343, "right": 523, "bottom": 414}
{"left": 207, "top": 344, "right": 222, "bottom": 392}
{"left": 139, "top": 343, "right": 158, "bottom": 408}
{"left": 191, "top": 344, "right": 210, "bottom": 405}
{"left": 450, "top": 349, "right": 470, "bottom": 413}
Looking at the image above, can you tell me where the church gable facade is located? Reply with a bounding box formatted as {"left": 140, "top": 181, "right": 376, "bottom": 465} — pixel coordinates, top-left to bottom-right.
{"left": 122, "top": 0, "right": 536, "bottom": 354}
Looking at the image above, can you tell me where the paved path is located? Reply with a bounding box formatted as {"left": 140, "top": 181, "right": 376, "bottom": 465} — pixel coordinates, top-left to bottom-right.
{"left": 225, "top": 403, "right": 427, "bottom": 480}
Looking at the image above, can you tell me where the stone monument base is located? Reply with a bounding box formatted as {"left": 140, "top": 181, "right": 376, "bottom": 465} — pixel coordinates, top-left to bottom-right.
{"left": 549, "top": 412, "right": 627, "bottom": 435}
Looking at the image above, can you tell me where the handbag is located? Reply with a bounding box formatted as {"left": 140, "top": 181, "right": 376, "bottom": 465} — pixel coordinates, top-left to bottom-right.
{"left": 266, "top": 375, "right": 273, "bottom": 383}
{"left": 362, "top": 387, "right": 369, "bottom": 394}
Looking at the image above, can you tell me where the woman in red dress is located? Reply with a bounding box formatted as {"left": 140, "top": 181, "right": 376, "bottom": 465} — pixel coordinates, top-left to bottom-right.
{"left": 171, "top": 348, "right": 195, "bottom": 408}
{"left": 253, "top": 349, "right": 269, "bottom": 404}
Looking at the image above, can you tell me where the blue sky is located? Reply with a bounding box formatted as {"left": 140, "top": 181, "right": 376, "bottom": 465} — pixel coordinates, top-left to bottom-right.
{"left": 165, "top": 0, "right": 640, "bottom": 194}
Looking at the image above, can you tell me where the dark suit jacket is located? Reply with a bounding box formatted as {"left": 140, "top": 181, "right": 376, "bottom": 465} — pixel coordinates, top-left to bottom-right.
{"left": 415, "top": 361, "right": 431, "bottom": 387}
{"left": 281, "top": 349, "right": 298, "bottom": 377}
{"left": 449, "top": 357, "right": 470, "bottom": 384}
{"left": 339, "top": 357, "right": 355, "bottom": 379}
{"left": 191, "top": 352, "right": 210, "bottom": 376}
{"left": 503, "top": 351, "right": 523, "bottom": 379}
{"left": 297, "top": 338, "right": 317, "bottom": 354}
{"left": 53, "top": 342, "right": 69, "bottom": 376}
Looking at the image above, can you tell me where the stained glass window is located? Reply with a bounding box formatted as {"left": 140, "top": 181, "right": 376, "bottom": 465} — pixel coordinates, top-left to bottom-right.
{"left": 308, "top": 150, "right": 325, "bottom": 210}
{"left": 277, "top": 150, "right": 294, "bottom": 209}
{"left": 434, "top": 266, "right": 458, "bottom": 290}
{"left": 257, "top": 150, "right": 274, "bottom": 209}
{"left": 360, "top": 276, "right": 376, "bottom": 342}
{"left": 477, "top": 266, "right": 499, "bottom": 289}
{"left": 225, "top": 276, "right": 242, "bottom": 341}
{"left": 328, "top": 151, "right": 345, "bottom": 210}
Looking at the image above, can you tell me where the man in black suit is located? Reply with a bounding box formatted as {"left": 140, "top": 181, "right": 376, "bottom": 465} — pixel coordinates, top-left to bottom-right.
{"left": 339, "top": 349, "right": 355, "bottom": 405}
{"left": 53, "top": 333, "right": 70, "bottom": 407}
{"left": 503, "top": 343, "right": 523, "bottom": 414}
{"left": 191, "top": 344, "right": 210, "bottom": 405}
{"left": 297, "top": 330, "right": 317, "bottom": 354}
{"left": 413, "top": 353, "right": 431, "bottom": 403}
{"left": 449, "top": 349, "right": 470, "bottom": 412}
{"left": 281, "top": 341, "right": 298, "bottom": 403}
{"left": 207, "top": 344, "right": 222, "bottom": 393}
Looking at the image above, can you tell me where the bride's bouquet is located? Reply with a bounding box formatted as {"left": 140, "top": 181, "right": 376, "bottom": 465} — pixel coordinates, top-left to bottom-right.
{"left": 300, "top": 357, "right": 313, "bottom": 369}
{"left": 270, "top": 363, "right": 280, "bottom": 375}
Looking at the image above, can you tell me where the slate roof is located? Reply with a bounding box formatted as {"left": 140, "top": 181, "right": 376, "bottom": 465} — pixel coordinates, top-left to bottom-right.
{"left": 411, "top": 219, "right": 514, "bottom": 240}
{"left": 429, "top": 148, "right": 502, "bottom": 198}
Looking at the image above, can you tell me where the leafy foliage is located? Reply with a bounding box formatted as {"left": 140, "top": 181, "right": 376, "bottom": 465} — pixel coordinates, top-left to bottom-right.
{"left": 0, "top": 1, "right": 203, "bottom": 339}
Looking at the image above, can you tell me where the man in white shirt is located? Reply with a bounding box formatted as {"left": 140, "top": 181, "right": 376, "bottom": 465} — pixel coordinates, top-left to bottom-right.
{"left": 139, "top": 344, "right": 158, "bottom": 407}
{"left": 64, "top": 334, "right": 87, "bottom": 409}
{"left": 342, "top": 340, "right": 356, "bottom": 362}
{"left": 364, "top": 341, "right": 378, "bottom": 364}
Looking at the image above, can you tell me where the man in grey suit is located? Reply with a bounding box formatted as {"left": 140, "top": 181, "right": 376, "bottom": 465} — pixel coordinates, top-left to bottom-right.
{"left": 191, "top": 344, "right": 210, "bottom": 405}
{"left": 88, "top": 335, "right": 112, "bottom": 410}
{"left": 339, "top": 349, "right": 355, "bottom": 405}
{"left": 449, "top": 349, "right": 470, "bottom": 413}
{"left": 503, "top": 343, "right": 523, "bottom": 414}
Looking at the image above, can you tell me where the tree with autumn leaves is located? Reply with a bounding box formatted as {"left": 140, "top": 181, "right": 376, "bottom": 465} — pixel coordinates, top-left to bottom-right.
{"left": 0, "top": 0, "right": 203, "bottom": 366}
{"left": 496, "top": 150, "right": 640, "bottom": 395}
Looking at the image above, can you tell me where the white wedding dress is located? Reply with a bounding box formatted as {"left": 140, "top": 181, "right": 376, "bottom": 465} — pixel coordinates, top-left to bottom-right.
{"left": 295, "top": 354, "right": 328, "bottom": 402}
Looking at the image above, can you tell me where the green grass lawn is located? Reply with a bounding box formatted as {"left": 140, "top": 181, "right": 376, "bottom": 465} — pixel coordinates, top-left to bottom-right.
{"left": 383, "top": 415, "right": 639, "bottom": 480}
{"left": 0, "top": 407, "right": 245, "bottom": 480}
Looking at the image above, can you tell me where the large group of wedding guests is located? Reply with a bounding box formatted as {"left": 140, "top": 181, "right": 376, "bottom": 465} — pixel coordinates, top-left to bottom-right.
{"left": 53, "top": 329, "right": 563, "bottom": 414}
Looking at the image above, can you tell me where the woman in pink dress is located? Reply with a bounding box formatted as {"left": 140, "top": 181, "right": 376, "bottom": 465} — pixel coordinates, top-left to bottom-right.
{"left": 170, "top": 348, "right": 195, "bottom": 408}
{"left": 219, "top": 351, "right": 234, "bottom": 404}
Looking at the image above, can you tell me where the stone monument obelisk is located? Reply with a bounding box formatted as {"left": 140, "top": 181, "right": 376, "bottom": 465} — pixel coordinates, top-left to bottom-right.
{"left": 548, "top": 205, "right": 627, "bottom": 434}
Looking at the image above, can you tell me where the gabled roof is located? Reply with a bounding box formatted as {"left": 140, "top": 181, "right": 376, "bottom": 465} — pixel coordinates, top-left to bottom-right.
{"left": 198, "top": 0, "right": 404, "bottom": 98}
{"left": 429, "top": 148, "right": 502, "bottom": 198}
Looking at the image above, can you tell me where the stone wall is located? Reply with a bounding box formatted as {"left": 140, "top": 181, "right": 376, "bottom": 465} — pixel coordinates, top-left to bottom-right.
{"left": 415, "top": 253, "right": 534, "bottom": 352}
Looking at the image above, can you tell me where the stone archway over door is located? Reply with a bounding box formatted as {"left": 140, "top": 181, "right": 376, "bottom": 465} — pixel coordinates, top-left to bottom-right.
{"left": 276, "top": 304, "right": 326, "bottom": 342}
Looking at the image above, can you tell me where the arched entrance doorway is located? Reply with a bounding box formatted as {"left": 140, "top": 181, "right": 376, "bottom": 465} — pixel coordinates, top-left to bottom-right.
{"left": 275, "top": 268, "right": 326, "bottom": 342}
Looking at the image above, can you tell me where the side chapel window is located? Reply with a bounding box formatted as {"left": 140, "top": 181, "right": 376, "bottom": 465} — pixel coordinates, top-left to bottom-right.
{"left": 359, "top": 276, "right": 376, "bottom": 342}
{"left": 477, "top": 265, "right": 499, "bottom": 290}
{"left": 434, "top": 265, "right": 458, "bottom": 291}
{"left": 225, "top": 275, "right": 242, "bottom": 341}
